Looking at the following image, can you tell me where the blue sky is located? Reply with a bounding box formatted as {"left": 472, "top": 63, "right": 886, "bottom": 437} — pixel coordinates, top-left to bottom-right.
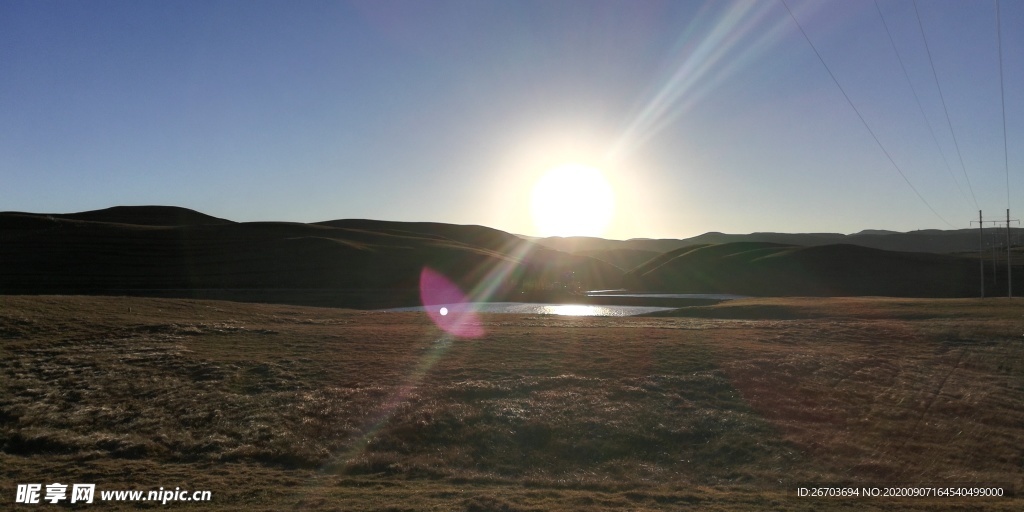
{"left": 2, "top": 0, "right": 1022, "bottom": 239}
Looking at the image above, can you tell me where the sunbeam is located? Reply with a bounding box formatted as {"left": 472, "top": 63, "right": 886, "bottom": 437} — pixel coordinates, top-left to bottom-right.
{"left": 324, "top": 334, "right": 455, "bottom": 472}
{"left": 607, "top": 1, "right": 797, "bottom": 162}
{"left": 325, "top": 242, "right": 539, "bottom": 470}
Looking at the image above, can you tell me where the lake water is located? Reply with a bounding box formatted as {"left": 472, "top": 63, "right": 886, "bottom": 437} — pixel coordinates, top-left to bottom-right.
{"left": 382, "top": 302, "right": 676, "bottom": 317}
{"left": 586, "top": 292, "right": 749, "bottom": 300}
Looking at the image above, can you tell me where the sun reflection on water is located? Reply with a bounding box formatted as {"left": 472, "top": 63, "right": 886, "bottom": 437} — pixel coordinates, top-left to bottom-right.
{"left": 536, "top": 304, "right": 608, "bottom": 316}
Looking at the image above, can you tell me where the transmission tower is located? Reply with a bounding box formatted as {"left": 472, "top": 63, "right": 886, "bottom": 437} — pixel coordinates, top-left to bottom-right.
{"left": 972, "top": 210, "right": 1019, "bottom": 297}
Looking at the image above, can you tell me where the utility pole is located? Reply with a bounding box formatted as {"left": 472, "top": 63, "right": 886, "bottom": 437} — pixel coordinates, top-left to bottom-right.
{"left": 977, "top": 211, "right": 984, "bottom": 298}
{"left": 972, "top": 211, "right": 1018, "bottom": 298}
{"left": 987, "top": 228, "right": 995, "bottom": 284}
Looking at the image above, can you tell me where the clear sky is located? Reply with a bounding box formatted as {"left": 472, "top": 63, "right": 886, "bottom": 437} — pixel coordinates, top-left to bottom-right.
{"left": 2, "top": 0, "right": 1022, "bottom": 239}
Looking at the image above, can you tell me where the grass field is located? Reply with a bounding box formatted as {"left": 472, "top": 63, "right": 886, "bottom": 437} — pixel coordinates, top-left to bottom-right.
{"left": 2, "top": 295, "right": 1023, "bottom": 510}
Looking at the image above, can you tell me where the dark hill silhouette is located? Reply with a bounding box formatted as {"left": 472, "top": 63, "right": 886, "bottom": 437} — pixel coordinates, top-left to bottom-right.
{"left": 537, "top": 228, "right": 1024, "bottom": 255}
{"left": 574, "top": 248, "right": 663, "bottom": 271}
{"left": 5, "top": 206, "right": 1019, "bottom": 303}
{"left": 315, "top": 219, "right": 523, "bottom": 254}
{"left": 1, "top": 209, "right": 621, "bottom": 308}
{"left": 538, "top": 236, "right": 687, "bottom": 254}
{"left": 45, "top": 205, "right": 234, "bottom": 226}
{"left": 625, "top": 242, "right": 987, "bottom": 297}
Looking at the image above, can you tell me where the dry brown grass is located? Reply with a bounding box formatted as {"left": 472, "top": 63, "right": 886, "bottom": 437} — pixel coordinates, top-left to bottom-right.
{"left": 2, "top": 295, "right": 1022, "bottom": 510}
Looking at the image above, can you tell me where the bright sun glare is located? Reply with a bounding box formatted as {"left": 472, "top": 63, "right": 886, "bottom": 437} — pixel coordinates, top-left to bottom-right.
{"left": 530, "top": 163, "right": 614, "bottom": 237}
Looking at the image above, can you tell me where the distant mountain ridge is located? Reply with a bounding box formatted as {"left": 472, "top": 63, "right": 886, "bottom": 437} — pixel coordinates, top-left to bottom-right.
{"left": 622, "top": 241, "right": 997, "bottom": 297}
{"left": 2, "top": 206, "right": 1018, "bottom": 303}
{"left": 0, "top": 206, "right": 622, "bottom": 308}
{"left": 315, "top": 219, "right": 523, "bottom": 254}
{"left": 573, "top": 248, "right": 662, "bottom": 272}
{"left": 537, "top": 228, "right": 1023, "bottom": 256}
{"left": 46, "top": 205, "right": 234, "bottom": 226}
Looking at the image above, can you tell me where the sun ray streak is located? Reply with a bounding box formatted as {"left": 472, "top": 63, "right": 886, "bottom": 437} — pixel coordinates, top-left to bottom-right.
{"left": 324, "top": 334, "right": 454, "bottom": 472}
{"left": 463, "top": 238, "right": 538, "bottom": 304}
{"left": 607, "top": 1, "right": 796, "bottom": 162}
{"left": 323, "top": 241, "right": 538, "bottom": 470}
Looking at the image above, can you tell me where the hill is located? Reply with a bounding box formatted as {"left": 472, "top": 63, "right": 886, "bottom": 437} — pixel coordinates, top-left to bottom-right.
{"left": 0, "top": 207, "right": 622, "bottom": 308}
{"left": 7, "top": 206, "right": 1021, "bottom": 303}
{"left": 537, "top": 228, "right": 1024, "bottom": 255}
{"left": 316, "top": 219, "right": 551, "bottom": 254}
{"left": 21, "top": 205, "right": 234, "bottom": 226}
{"left": 573, "top": 248, "right": 662, "bottom": 271}
{"left": 625, "top": 242, "right": 1001, "bottom": 297}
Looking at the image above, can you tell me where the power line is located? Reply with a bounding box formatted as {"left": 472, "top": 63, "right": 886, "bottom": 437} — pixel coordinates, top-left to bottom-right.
{"left": 780, "top": 0, "right": 956, "bottom": 228}
{"left": 874, "top": 0, "right": 975, "bottom": 210}
{"left": 913, "top": 0, "right": 979, "bottom": 210}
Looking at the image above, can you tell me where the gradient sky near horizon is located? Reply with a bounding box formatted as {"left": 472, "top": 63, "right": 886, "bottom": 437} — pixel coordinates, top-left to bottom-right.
{"left": 2, "top": 0, "right": 1022, "bottom": 239}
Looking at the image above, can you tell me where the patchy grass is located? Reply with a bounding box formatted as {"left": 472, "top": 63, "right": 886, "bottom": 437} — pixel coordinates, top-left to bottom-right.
{"left": 2, "top": 295, "right": 1022, "bottom": 510}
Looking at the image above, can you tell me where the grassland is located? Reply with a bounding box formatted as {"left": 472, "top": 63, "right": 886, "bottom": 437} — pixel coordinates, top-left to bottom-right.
{"left": 2, "top": 295, "right": 1023, "bottom": 510}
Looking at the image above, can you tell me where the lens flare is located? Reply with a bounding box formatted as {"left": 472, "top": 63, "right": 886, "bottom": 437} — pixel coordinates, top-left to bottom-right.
{"left": 419, "top": 267, "right": 484, "bottom": 338}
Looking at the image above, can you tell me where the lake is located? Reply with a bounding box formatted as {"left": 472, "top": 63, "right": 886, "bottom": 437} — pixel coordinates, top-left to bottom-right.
{"left": 382, "top": 302, "right": 677, "bottom": 317}
{"left": 586, "top": 292, "right": 749, "bottom": 300}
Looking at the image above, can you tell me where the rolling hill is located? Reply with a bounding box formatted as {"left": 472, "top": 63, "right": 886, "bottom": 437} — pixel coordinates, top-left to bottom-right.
{"left": 0, "top": 207, "right": 622, "bottom": 308}
{"left": 54, "top": 205, "right": 234, "bottom": 226}
{"left": 537, "top": 227, "right": 1024, "bottom": 255}
{"left": 572, "top": 248, "right": 663, "bottom": 272}
{"left": 4, "top": 206, "right": 1019, "bottom": 303}
{"left": 624, "top": 241, "right": 998, "bottom": 297}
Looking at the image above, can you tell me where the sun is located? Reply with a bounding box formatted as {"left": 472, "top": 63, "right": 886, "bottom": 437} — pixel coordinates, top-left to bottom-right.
{"left": 530, "top": 163, "right": 614, "bottom": 237}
